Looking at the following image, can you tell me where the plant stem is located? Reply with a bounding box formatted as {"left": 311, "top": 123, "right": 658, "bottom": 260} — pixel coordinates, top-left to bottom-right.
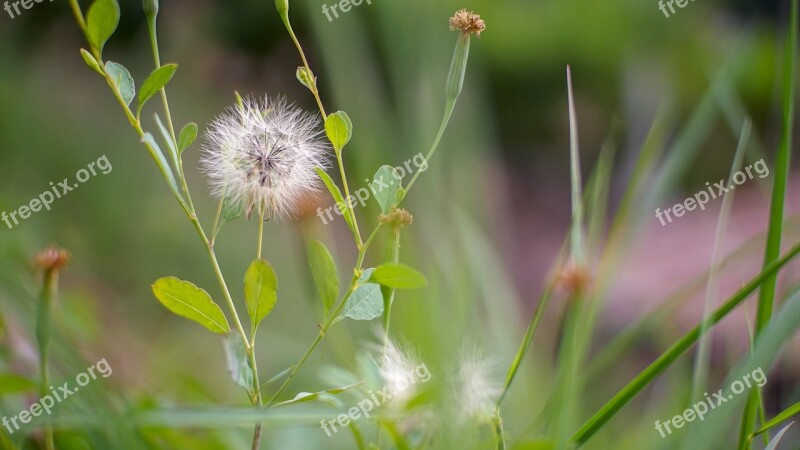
{"left": 36, "top": 268, "right": 58, "bottom": 450}
{"left": 257, "top": 205, "right": 265, "bottom": 260}
{"left": 404, "top": 99, "right": 455, "bottom": 194}
{"left": 382, "top": 227, "right": 401, "bottom": 347}
{"left": 336, "top": 149, "right": 364, "bottom": 248}
{"left": 265, "top": 226, "right": 382, "bottom": 406}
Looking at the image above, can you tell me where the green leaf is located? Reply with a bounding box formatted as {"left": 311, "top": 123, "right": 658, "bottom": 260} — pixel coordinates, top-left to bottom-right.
{"left": 0, "top": 374, "right": 37, "bottom": 396}
{"left": 223, "top": 333, "right": 254, "bottom": 393}
{"left": 105, "top": 61, "right": 135, "bottom": 107}
{"left": 372, "top": 263, "right": 428, "bottom": 290}
{"left": 754, "top": 402, "right": 800, "bottom": 436}
{"left": 371, "top": 165, "right": 402, "bottom": 214}
{"left": 178, "top": 123, "right": 198, "bottom": 153}
{"left": 274, "top": 381, "right": 363, "bottom": 407}
{"left": 79, "top": 49, "right": 104, "bottom": 76}
{"left": 86, "top": 0, "right": 120, "bottom": 55}
{"left": 151, "top": 277, "right": 230, "bottom": 334}
{"left": 244, "top": 259, "right": 278, "bottom": 330}
{"left": 316, "top": 168, "right": 356, "bottom": 234}
{"left": 140, "top": 132, "right": 181, "bottom": 201}
{"left": 155, "top": 113, "right": 179, "bottom": 170}
{"left": 308, "top": 240, "right": 339, "bottom": 314}
{"left": 137, "top": 64, "right": 178, "bottom": 116}
{"left": 325, "top": 111, "right": 353, "bottom": 152}
{"left": 339, "top": 271, "right": 383, "bottom": 322}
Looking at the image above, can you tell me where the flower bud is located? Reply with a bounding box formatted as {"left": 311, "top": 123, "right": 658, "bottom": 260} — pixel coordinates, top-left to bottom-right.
{"left": 143, "top": 0, "right": 159, "bottom": 19}
{"left": 276, "top": 0, "right": 289, "bottom": 16}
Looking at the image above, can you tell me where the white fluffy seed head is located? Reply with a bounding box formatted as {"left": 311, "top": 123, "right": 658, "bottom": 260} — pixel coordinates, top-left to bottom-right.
{"left": 201, "top": 96, "right": 330, "bottom": 220}
{"left": 455, "top": 348, "right": 501, "bottom": 421}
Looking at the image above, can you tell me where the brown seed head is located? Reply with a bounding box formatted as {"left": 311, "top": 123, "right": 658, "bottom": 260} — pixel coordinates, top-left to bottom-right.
{"left": 449, "top": 9, "right": 486, "bottom": 37}
{"left": 555, "top": 263, "right": 592, "bottom": 296}
{"left": 34, "top": 247, "right": 71, "bottom": 272}
{"left": 379, "top": 208, "right": 414, "bottom": 228}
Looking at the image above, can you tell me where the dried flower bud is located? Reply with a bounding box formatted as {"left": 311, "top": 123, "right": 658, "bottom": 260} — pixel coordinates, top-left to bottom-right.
{"left": 34, "top": 247, "right": 71, "bottom": 272}
{"left": 143, "top": 0, "right": 159, "bottom": 18}
{"left": 379, "top": 208, "right": 413, "bottom": 228}
{"left": 449, "top": 9, "right": 486, "bottom": 37}
{"left": 555, "top": 263, "right": 591, "bottom": 296}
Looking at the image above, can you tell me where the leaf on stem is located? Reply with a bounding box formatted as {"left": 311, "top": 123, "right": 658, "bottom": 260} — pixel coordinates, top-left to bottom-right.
{"left": 372, "top": 263, "right": 428, "bottom": 290}
{"left": 325, "top": 111, "right": 353, "bottom": 152}
{"left": 244, "top": 259, "right": 278, "bottom": 331}
{"left": 273, "top": 381, "right": 363, "bottom": 407}
{"left": 339, "top": 269, "right": 383, "bottom": 321}
{"left": 178, "top": 123, "right": 198, "bottom": 153}
{"left": 140, "top": 132, "right": 181, "bottom": 199}
{"left": 371, "top": 166, "right": 403, "bottom": 214}
{"left": 151, "top": 277, "right": 230, "bottom": 334}
{"left": 308, "top": 240, "right": 339, "bottom": 314}
{"left": 86, "top": 0, "right": 120, "bottom": 55}
{"left": 223, "top": 333, "right": 255, "bottom": 392}
{"left": 105, "top": 61, "right": 135, "bottom": 107}
{"left": 137, "top": 64, "right": 178, "bottom": 117}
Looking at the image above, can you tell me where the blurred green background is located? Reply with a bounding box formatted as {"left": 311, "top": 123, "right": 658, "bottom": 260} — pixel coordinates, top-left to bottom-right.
{"left": 1, "top": 0, "right": 798, "bottom": 449}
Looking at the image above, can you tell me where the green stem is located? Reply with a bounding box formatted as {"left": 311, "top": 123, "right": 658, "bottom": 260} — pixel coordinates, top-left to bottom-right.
{"left": 492, "top": 413, "right": 507, "bottom": 450}
{"left": 257, "top": 204, "right": 265, "bottom": 260}
{"left": 404, "top": 99, "right": 455, "bottom": 194}
{"left": 36, "top": 268, "right": 58, "bottom": 450}
{"left": 382, "top": 227, "right": 401, "bottom": 346}
{"left": 265, "top": 226, "right": 382, "bottom": 406}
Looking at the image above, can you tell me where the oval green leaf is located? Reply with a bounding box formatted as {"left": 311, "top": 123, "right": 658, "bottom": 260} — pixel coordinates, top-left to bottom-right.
{"left": 86, "top": 0, "right": 120, "bottom": 55}
{"left": 151, "top": 277, "right": 230, "bottom": 334}
{"left": 325, "top": 111, "right": 353, "bottom": 152}
{"left": 244, "top": 259, "right": 278, "bottom": 330}
{"left": 308, "top": 240, "right": 339, "bottom": 314}
{"left": 179, "top": 122, "right": 198, "bottom": 153}
{"left": 372, "top": 263, "right": 428, "bottom": 290}
{"left": 372, "top": 165, "right": 402, "bottom": 214}
{"left": 105, "top": 61, "right": 135, "bottom": 107}
{"left": 224, "top": 333, "right": 254, "bottom": 393}
{"left": 339, "top": 282, "right": 383, "bottom": 321}
{"left": 138, "top": 64, "right": 178, "bottom": 116}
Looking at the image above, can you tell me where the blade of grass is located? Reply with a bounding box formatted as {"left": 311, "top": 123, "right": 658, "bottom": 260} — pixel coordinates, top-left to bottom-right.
{"left": 739, "top": 2, "right": 797, "bottom": 447}
{"left": 570, "top": 242, "right": 800, "bottom": 445}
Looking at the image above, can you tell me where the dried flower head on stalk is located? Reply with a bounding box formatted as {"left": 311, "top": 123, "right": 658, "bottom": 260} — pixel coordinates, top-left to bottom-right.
{"left": 34, "top": 247, "right": 71, "bottom": 272}
{"left": 449, "top": 9, "right": 486, "bottom": 37}
{"left": 201, "top": 96, "right": 330, "bottom": 220}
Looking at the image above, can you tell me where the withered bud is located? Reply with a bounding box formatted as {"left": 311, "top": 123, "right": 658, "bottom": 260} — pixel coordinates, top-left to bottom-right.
{"left": 449, "top": 9, "right": 486, "bottom": 37}
{"left": 34, "top": 247, "right": 71, "bottom": 272}
{"left": 379, "top": 208, "right": 413, "bottom": 228}
{"left": 555, "top": 263, "right": 592, "bottom": 296}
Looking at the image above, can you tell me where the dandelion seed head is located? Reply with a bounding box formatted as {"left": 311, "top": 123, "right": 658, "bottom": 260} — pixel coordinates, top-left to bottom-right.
{"left": 455, "top": 348, "right": 501, "bottom": 420}
{"left": 371, "top": 328, "right": 420, "bottom": 400}
{"left": 201, "top": 96, "right": 330, "bottom": 220}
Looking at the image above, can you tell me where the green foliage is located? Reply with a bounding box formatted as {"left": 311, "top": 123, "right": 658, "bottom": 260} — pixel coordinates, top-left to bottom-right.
{"left": 273, "top": 381, "right": 362, "bottom": 407}
{"left": 372, "top": 263, "right": 427, "bottom": 290}
{"left": 339, "top": 269, "right": 383, "bottom": 322}
{"left": 151, "top": 277, "right": 230, "bottom": 334}
{"left": 224, "top": 333, "right": 254, "bottom": 393}
{"left": 372, "top": 166, "right": 402, "bottom": 214}
{"left": 308, "top": 240, "right": 339, "bottom": 315}
{"left": 316, "top": 167, "right": 356, "bottom": 234}
{"left": 104, "top": 62, "right": 135, "bottom": 107}
{"left": 137, "top": 64, "right": 178, "bottom": 117}
{"left": 243, "top": 259, "right": 278, "bottom": 332}
{"left": 86, "top": 0, "right": 120, "bottom": 55}
{"left": 178, "top": 123, "right": 198, "bottom": 153}
{"left": 0, "top": 374, "right": 37, "bottom": 396}
{"left": 325, "top": 111, "right": 353, "bottom": 153}
{"left": 80, "top": 49, "right": 103, "bottom": 75}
